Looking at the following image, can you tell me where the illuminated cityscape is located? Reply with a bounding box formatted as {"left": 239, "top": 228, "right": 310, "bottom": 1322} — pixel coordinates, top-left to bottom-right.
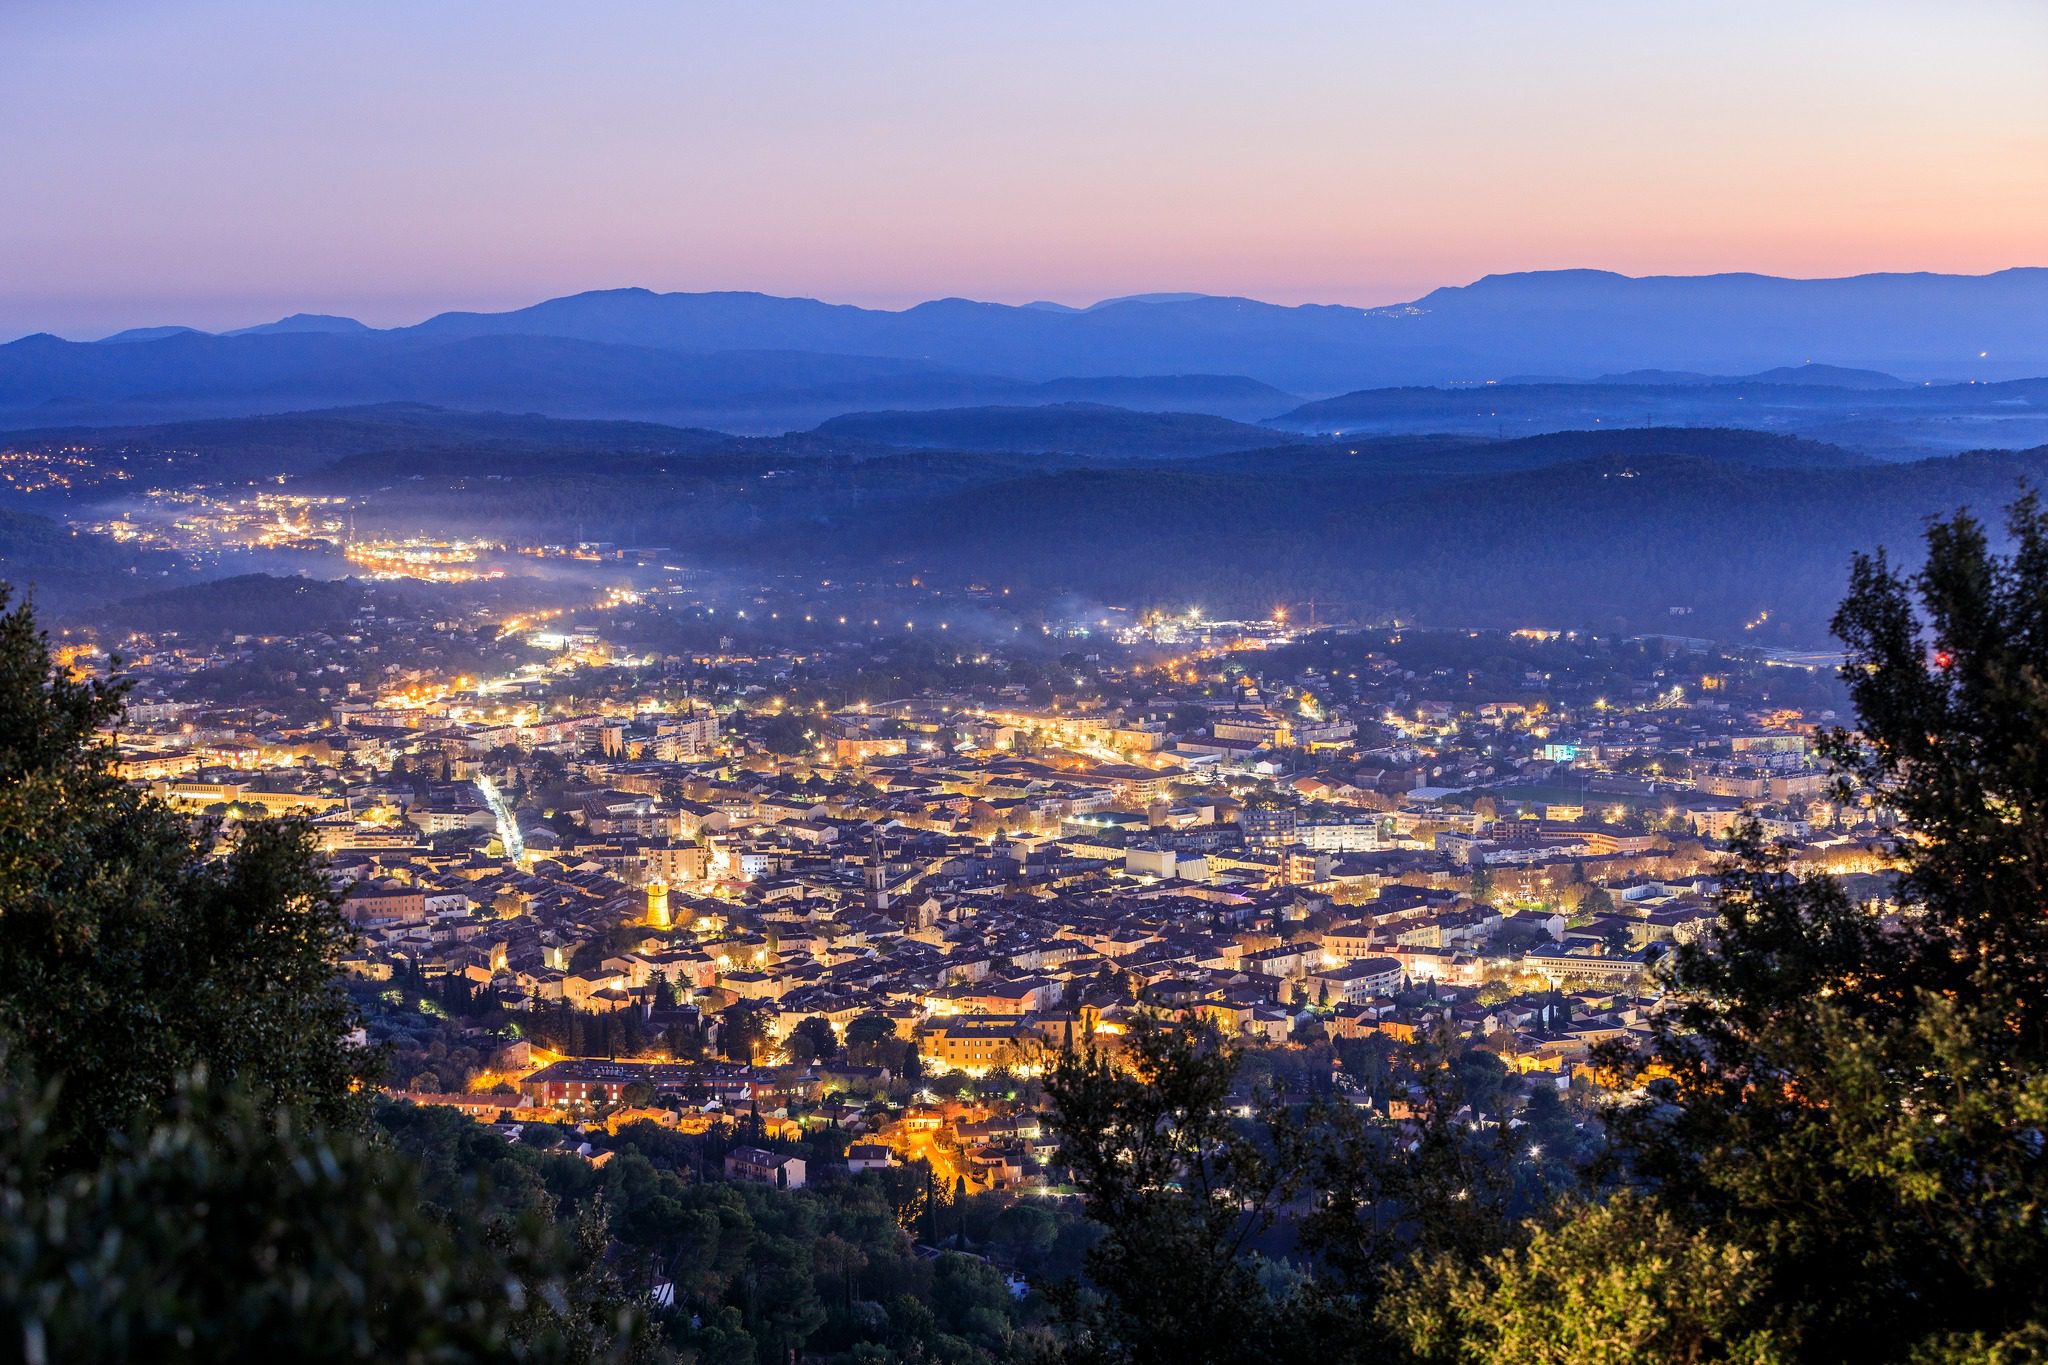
{"left": 2, "top": 0, "right": 2042, "bottom": 1358}
{"left": 83, "top": 503, "right": 1880, "bottom": 1194}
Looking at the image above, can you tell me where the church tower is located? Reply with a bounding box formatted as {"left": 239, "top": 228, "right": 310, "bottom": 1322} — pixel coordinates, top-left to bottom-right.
{"left": 865, "top": 835, "right": 892, "bottom": 911}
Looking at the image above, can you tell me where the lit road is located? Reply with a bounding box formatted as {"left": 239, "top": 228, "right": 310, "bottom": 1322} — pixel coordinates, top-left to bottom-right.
{"left": 475, "top": 775, "right": 525, "bottom": 863}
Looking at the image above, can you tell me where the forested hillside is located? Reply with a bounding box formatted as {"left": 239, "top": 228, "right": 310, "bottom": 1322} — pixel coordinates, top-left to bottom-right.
{"left": 813, "top": 403, "right": 1300, "bottom": 457}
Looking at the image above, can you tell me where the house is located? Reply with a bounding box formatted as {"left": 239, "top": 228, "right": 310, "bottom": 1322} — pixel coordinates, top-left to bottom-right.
{"left": 918, "top": 1015, "right": 1046, "bottom": 1073}
{"left": 725, "top": 1146, "right": 807, "bottom": 1188}
{"left": 1302, "top": 956, "right": 1404, "bottom": 1004}
{"left": 846, "top": 1142, "right": 898, "bottom": 1173}
{"left": 1524, "top": 948, "right": 1652, "bottom": 988}
{"left": 342, "top": 879, "right": 427, "bottom": 925}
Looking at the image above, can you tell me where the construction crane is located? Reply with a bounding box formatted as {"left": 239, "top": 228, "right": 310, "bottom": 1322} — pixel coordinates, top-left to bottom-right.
{"left": 1281, "top": 596, "right": 1368, "bottom": 630}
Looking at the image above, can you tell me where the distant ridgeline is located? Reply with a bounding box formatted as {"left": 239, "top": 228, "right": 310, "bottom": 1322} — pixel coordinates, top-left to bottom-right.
{"left": 4, "top": 268, "right": 2045, "bottom": 429}
{"left": 5, "top": 400, "right": 2043, "bottom": 644}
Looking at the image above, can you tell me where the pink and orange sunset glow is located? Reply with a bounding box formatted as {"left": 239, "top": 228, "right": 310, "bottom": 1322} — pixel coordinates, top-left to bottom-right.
{"left": 4, "top": 0, "right": 2043, "bottom": 337}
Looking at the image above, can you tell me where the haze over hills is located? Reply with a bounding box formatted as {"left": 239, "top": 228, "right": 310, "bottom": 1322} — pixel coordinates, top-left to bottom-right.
{"left": 673, "top": 372, "right": 1299, "bottom": 428}
{"left": 386, "top": 269, "right": 2048, "bottom": 385}
{"left": 0, "top": 403, "right": 742, "bottom": 486}
{"left": 1562, "top": 363, "right": 1914, "bottom": 389}
{"left": 2, "top": 401, "right": 2030, "bottom": 643}
{"left": 1, "top": 268, "right": 2040, "bottom": 432}
{"left": 811, "top": 403, "right": 1300, "bottom": 458}
{"left": 1272, "top": 373, "right": 2048, "bottom": 458}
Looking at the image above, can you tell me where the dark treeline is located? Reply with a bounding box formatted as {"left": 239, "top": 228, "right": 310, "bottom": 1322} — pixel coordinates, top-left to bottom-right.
{"left": 0, "top": 504, "right": 168, "bottom": 610}
{"left": 834, "top": 444, "right": 2048, "bottom": 640}
{"left": 378, "top": 1102, "right": 1081, "bottom": 1365}
{"left": 282, "top": 416, "right": 2048, "bottom": 640}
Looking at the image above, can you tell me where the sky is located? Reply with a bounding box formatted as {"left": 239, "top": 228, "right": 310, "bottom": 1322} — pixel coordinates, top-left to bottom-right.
{"left": 2, "top": 0, "right": 2045, "bottom": 338}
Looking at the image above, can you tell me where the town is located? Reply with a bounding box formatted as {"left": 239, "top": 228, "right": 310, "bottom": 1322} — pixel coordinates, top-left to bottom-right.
{"left": 8, "top": 0, "right": 2042, "bottom": 1354}
{"left": 84, "top": 564, "right": 1881, "bottom": 1198}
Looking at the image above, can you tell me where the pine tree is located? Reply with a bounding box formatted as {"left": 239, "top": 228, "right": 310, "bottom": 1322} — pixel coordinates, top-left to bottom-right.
{"left": 1599, "top": 494, "right": 2048, "bottom": 1359}
{"left": 0, "top": 589, "right": 370, "bottom": 1165}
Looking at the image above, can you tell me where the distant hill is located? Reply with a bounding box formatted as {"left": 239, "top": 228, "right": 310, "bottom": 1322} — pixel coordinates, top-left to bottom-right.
{"left": 0, "top": 329, "right": 1304, "bottom": 433}
{"left": 811, "top": 403, "right": 1299, "bottom": 458}
{"left": 10, "top": 269, "right": 2045, "bottom": 428}
{"left": 200, "top": 335, "right": 950, "bottom": 418}
{"left": 711, "top": 372, "right": 1297, "bottom": 431}
{"left": 1585, "top": 363, "right": 1910, "bottom": 390}
{"left": 96, "top": 326, "right": 208, "bottom": 345}
{"left": 1391, "top": 268, "right": 2048, "bottom": 383}
{"left": 1731, "top": 363, "right": 1910, "bottom": 389}
{"left": 1270, "top": 376, "right": 2048, "bottom": 458}
{"left": 91, "top": 573, "right": 421, "bottom": 638}
{"left": 0, "top": 331, "right": 420, "bottom": 417}
{"left": 120, "top": 403, "right": 1958, "bottom": 641}
{"left": 1024, "top": 374, "right": 1298, "bottom": 419}
{"left": 1488, "top": 426, "right": 1871, "bottom": 469}
{"left": 1143, "top": 428, "right": 1869, "bottom": 486}
{"left": 224, "top": 313, "right": 372, "bottom": 337}
{"left": 28, "top": 397, "right": 2040, "bottom": 641}
{"left": 0, "top": 506, "right": 173, "bottom": 610}
{"left": 0, "top": 330, "right": 955, "bottom": 427}
{"left": 7, "top": 401, "right": 730, "bottom": 454}
{"left": 0, "top": 403, "right": 739, "bottom": 485}
{"left": 394, "top": 270, "right": 2048, "bottom": 388}
{"left": 1084, "top": 292, "right": 1215, "bottom": 310}
{"left": 808, "top": 443, "right": 2048, "bottom": 640}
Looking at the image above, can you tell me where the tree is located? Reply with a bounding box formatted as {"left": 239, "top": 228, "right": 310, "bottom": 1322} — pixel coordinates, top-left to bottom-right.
{"left": 990, "top": 1203, "right": 1059, "bottom": 1263}
{"left": 0, "top": 589, "right": 369, "bottom": 1166}
{"left": 756, "top": 712, "right": 809, "bottom": 755}
{"left": 663, "top": 1019, "right": 705, "bottom": 1062}
{"left": 569, "top": 922, "right": 642, "bottom": 974}
{"left": 1009, "top": 498, "right": 2048, "bottom": 1364}
{"left": 1386, "top": 1195, "right": 1780, "bottom": 1365}
{"left": 1468, "top": 865, "right": 1494, "bottom": 905}
{"left": 844, "top": 1013, "right": 896, "bottom": 1066}
{"left": 1043, "top": 1009, "right": 1540, "bottom": 1364}
{"left": 0, "top": 1063, "right": 653, "bottom": 1363}
{"left": 1599, "top": 494, "right": 2048, "bottom": 1359}
{"left": 720, "top": 1003, "right": 765, "bottom": 1063}
{"left": 1041, "top": 1014, "right": 1298, "bottom": 1365}
{"left": 790, "top": 1016, "right": 839, "bottom": 1067}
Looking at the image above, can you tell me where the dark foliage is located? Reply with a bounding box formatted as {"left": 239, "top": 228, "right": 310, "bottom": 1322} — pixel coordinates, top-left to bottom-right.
{"left": 0, "top": 587, "right": 369, "bottom": 1164}
{"left": 1601, "top": 493, "right": 2048, "bottom": 1360}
